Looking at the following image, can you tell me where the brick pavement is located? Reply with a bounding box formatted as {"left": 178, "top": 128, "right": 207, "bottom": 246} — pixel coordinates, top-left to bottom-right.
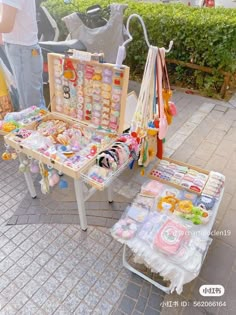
{"left": 0, "top": 89, "right": 235, "bottom": 314}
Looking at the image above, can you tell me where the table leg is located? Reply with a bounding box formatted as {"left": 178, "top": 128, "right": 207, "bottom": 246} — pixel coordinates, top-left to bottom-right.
{"left": 74, "top": 178, "right": 88, "bottom": 231}
{"left": 122, "top": 245, "right": 171, "bottom": 294}
{"left": 107, "top": 184, "right": 113, "bottom": 203}
{"left": 19, "top": 153, "right": 37, "bottom": 199}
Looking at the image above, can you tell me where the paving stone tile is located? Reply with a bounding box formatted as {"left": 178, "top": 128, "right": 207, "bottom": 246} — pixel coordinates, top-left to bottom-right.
{"left": 43, "top": 259, "right": 60, "bottom": 275}
{"left": 34, "top": 268, "right": 51, "bottom": 286}
{"left": 41, "top": 296, "right": 61, "bottom": 314}
{"left": 17, "top": 300, "right": 39, "bottom": 315}
{"left": 0, "top": 275, "right": 11, "bottom": 292}
{"left": 73, "top": 280, "right": 91, "bottom": 299}
{"left": 1, "top": 283, "right": 20, "bottom": 302}
{"left": 84, "top": 290, "right": 101, "bottom": 309}
{"left": 114, "top": 275, "right": 130, "bottom": 292}
{"left": 217, "top": 210, "right": 236, "bottom": 247}
{"left": 144, "top": 306, "right": 160, "bottom": 314}
{"left": 1, "top": 241, "right": 17, "bottom": 255}
{"left": 80, "top": 237, "right": 96, "bottom": 252}
{"left": 42, "top": 276, "right": 60, "bottom": 294}
{"left": 119, "top": 296, "right": 136, "bottom": 314}
{"left": 54, "top": 248, "right": 70, "bottom": 263}
{"left": 148, "top": 292, "right": 163, "bottom": 310}
{"left": 92, "top": 257, "right": 108, "bottom": 274}
{"left": 0, "top": 303, "right": 17, "bottom": 315}
{"left": 130, "top": 273, "right": 144, "bottom": 286}
{"left": 0, "top": 256, "right": 15, "bottom": 273}
{"left": 63, "top": 292, "right": 81, "bottom": 313}
{"left": 140, "top": 283, "right": 152, "bottom": 299}
{"left": 104, "top": 285, "right": 122, "bottom": 304}
{"left": 16, "top": 215, "right": 29, "bottom": 225}
{"left": 10, "top": 291, "right": 29, "bottom": 311}
{"left": 63, "top": 256, "right": 80, "bottom": 272}
{"left": 93, "top": 278, "right": 110, "bottom": 296}
{"left": 16, "top": 254, "right": 33, "bottom": 270}
{"left": 31, "top": 287, "right": 51, "bottom": 307}
{"left": 63, "top": 239, "right": 78, "bottom": 254}
{"left": 27, "top": 215, "right": 41, "bottom": 224}
{"left": 27, "top": 244, "right": 42, "bottom": 259}
{"left": 75, "top": 302, "right": 93, "bottom": 314}
{"left": 200, "top": 240, "right": 235, "bottom": 286}
{"left": 135, "top": 296, "right": 148, "bottom": 313}
{"left": 102, "top": 266, "right": 119, "bottom": 284}
{"left": 53, "top": 265, "right": 70, "bottom": 283}
{"left": 22, "top": 279, "right": 41, "bottom": 298}
{"left": 53, "top": 283, "right": 71, "bottom": 302}
{"left": 125, "top": 282, "right": 141, "bottom": 299}
{"left": 6, "top": 215, "right": 18, "bottom": 225}
{"left": 14, "top": 271, "right": 31, "bottom": 289}
{"left": 95, "top": 299, "right": 113, "bottom": 315}
{"left": 0, "top": 235, "right": 9, "bottom": 248}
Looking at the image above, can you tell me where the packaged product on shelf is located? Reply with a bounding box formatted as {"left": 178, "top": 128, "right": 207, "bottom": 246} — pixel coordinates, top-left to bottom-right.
{"left": 140, "top": 180, "right": 164, "bottom": 197}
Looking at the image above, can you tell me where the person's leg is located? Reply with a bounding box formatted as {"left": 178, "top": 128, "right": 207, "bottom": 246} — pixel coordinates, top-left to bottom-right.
{"left": 5, "top": 43, "right": 45, "bottom": 109}
{"left": 4, "top": 43, "right": 25, "bottom": 108}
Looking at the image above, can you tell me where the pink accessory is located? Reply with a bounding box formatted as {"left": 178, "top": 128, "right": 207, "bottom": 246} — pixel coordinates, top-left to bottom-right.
{"left": 157, "top": 48, "right": 168, "bottom": 140}
{"left": 154, "top": 219, "right": 188, "bottom": 254}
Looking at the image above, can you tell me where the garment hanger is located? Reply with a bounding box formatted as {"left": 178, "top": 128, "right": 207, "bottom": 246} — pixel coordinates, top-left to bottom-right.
{"left": 115, "top": 14, "right": 173, "bottom": 67}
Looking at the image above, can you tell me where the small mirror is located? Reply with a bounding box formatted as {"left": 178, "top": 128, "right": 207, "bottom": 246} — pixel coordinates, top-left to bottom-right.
{"left": 64, "top": 0, "right": 72, "bottom": 4}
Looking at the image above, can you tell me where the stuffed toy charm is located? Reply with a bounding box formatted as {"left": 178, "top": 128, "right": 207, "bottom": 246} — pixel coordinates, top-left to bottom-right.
{"left": 39, "top": 162, "right": 50, "bottom": 194}
{"left": 48, "top": 170, "right": 60, "bottom": 187}
{"left": 59, "top": 178, "right": 68, "bottom": 189}
{"left": 30, "top": 160, "right": 40, "bottom": 173}
{"left": 19, "top": 159, "right": 29, "bottom": 172}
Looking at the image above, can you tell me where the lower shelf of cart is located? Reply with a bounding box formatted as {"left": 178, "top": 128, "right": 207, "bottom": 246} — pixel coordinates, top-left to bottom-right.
{"left": 81, "top": 158, "right": 132, "bottom": 191}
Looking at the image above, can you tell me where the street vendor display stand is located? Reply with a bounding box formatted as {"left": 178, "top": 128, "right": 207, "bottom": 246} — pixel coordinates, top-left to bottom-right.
{"left": 4, "top": 52, "right": 135, "bottom": 231}
{"left": 111, "top": 158, "right": 225, "bottom": 294}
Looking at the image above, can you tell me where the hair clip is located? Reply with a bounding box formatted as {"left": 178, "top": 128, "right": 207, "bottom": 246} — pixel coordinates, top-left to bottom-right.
{"left": 113, "top": 78, "right": 121, "bottom": 86}
{"left": 110, "top": 110, "right": 120, "bottom": 117}
{"left": 93, "top": 103, "right": 102, "bottom": 111}
{"left": 114, "top": 70, "right": 124, "bottom": 77}
{"left": 85, "top": 103, "right": 92, "bottom": 110}
{"left": 64, "top": 92, "right": 70, "bottom": 99}
{"left": 93, "top": 81, "right": 102, "bottom": 88}
{"left": 111, "top": 102, "right": 120, "bottom": 110}
{"left": 92, "top": 73, "right": 102, "bottom": 81}
{"left": 102, "top": 106, "right": 110, "bottom": 114}
{"left": 102, "top": 99, "right": 110, "bottom": 106}
{"left": 110, "top": 116, "right": 117, "bottom": 123}
{"left": 109, "top": 122, "right": 118, "bottom": 130}
{"left": 93, "top": 94, "right": 101, "bottom": 102}
{"left": 93, "top": 87, "right": 101, "bottom": 95}
{"left": 95, "top": 66, "right": 102, "bottom": 73}
{"left": 101, "top": 119, "right": 109, "bottom": 126}
{"left": 92, "top": 111, "right": 101, "bottom": 118}
{"left": 103, "top": 68, "right": 113, "bottom": 76}
{"left": 112, "top": 94, "right": 120, "bottom": 102}
{"left": 92, "top": 117, "right": 100, "bottom": 125}
{"left": 77, "top": 104, "right": 83, "bottom": 110}
{"left": 103, "top": 76, "right": 112, "bottom": 84}
{"left": 101, "top": 91, "right": 111, "bottom": 99}
{"left": 102, "top": 83, "right": 112, "bottom": 92}
{"left": 112, "top": 86, "right": 122, "bottom": 95}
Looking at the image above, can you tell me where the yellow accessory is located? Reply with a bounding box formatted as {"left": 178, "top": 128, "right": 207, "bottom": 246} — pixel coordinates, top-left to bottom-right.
{"left": 158, "top": 195, "right": 179, "bottom": 213}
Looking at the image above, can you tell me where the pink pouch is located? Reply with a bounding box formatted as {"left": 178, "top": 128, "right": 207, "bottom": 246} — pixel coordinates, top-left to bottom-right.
{"left": 154, "top": 219, "right": 188, "bottom": 255}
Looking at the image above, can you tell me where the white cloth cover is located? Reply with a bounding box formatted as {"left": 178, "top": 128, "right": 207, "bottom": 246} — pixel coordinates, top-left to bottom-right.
{"left": 62, "top": 4, "right": 128, "bottom": 63}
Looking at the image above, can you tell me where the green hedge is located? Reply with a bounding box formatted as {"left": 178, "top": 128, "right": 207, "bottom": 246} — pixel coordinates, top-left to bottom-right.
{"left": 45, "top": 1, "right": 236, "bottom": 97}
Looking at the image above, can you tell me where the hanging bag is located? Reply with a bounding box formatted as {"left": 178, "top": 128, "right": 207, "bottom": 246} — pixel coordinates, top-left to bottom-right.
{"left": 157, "top": 48, "right": 168, "bottom": 140}
{"left": 130, "top": 46, "right": 158, "bottom": 167}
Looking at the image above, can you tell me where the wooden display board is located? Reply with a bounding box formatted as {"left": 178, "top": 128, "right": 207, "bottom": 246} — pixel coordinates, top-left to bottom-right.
{"left": 4, "top": 53, "right": 130, "bottom": 181}
{"left": 48, "top": 53, "right": 130, "bottom": 135}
